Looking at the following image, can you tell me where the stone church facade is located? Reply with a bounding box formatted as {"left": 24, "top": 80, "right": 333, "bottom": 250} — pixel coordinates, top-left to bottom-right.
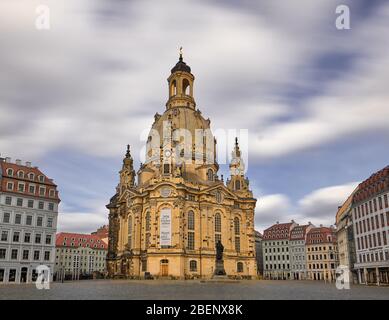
{"left": 106, "top": 53, "right": 257, "bottom": 279}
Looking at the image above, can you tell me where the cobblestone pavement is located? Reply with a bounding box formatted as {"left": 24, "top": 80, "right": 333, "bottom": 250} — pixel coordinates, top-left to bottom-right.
{"left": 0, "top": 279, "right": 388, "bottom": 300}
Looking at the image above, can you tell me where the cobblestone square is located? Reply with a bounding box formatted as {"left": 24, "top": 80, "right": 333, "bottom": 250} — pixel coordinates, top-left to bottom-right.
{"left": 1, "top": 279, "right": 389, "bottom": 300}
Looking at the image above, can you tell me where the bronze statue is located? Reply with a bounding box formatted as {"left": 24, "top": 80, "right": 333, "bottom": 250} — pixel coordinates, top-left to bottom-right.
{"left": 216, "top": 240, "right": 224, "bottom": 261}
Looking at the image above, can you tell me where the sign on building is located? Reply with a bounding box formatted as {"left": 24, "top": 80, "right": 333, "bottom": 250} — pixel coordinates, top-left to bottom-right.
{"left": 160, "top": 208, "right": 172, "bottom": 246}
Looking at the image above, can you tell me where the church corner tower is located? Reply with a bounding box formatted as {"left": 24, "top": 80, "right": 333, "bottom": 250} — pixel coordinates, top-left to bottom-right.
{"left": 107, "top": 51, "right": 257, "bottom": 280}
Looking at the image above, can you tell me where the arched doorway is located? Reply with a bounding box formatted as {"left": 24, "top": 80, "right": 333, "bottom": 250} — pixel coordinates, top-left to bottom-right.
{"left": 160, "top": 259, "right": 169, "bottom": 277}
{"left": 20, "top": 267, "right": 28, "bottom": 283}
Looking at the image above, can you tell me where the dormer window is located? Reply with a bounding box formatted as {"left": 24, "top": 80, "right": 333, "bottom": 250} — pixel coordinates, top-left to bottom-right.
{"left": 18, "top": 171, "right": 24, "bottom": 179}
{"left": 39, "top": 175, "right": 44, "bottom": 182}
{"left": 28, "top": 173, "right": 35, "bottom": 180}
{"left": 7, "top": 169, "right": 13, "bottom": 176}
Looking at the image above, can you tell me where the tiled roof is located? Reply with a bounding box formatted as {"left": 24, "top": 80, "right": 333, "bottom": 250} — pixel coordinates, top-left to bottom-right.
{"left": 0, "top": 159, "right": 60, "bottom": 201}
{"left": 354, "top": 165, "right": 389, "bottom": 204}
{"left": 289, "top": 225, "right": 310, "bottom": 240}
{"left": 56, "top": 232, "right": 108, "bottom": 250}
{"left": 306, "top": 227, "right": 337, "bottom": 245}
{"left": 263, "top": 222, "right": 293, "bottom": 240}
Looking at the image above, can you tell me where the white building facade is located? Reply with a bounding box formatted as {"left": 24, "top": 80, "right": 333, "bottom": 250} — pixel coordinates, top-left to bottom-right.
{"left": 352, "top": 166, "right": 389, "bottom": 285}
{"left": 55, "top": 232, "right": 107, "bottom": 280}
{"left": 289, "top": 224, "right": 314, "bottom": 280}
{"left": 262, "top": 221, "right": 297, "bottom": 280}
{"left": 0, "top": 157, "right": 60, "bottom": 284}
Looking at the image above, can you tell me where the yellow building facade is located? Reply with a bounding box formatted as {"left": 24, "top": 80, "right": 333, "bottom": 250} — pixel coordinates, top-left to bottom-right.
{"left": 106, "top": 53, "right": 257, "bottom": 279}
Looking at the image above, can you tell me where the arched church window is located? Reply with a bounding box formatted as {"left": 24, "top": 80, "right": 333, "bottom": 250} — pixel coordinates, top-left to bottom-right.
{"left": 214, "top": 212, "right": 222, "bottom": 247}
{"left": 128, "top": 216, "right": 132, "bottom": 249}
{"left": 170, "top": 80, "right": 177, "bottom": 96}
{"left": 187, "top": 210, "right": 195, "bottom": 250}
{"left": 215, "top": 213, "right": 221, "bottom": 233}
{"left": 145, "top": 211, "right": 151, "bottom": 232}
{"left": 189, "top": 260, "right": 197, "bottom": 272}
{"left": 235, "top": 180, "right": 241, "bottom": 190}
{"left": 145, "top": 211, "right": 151, "bottom": 249}
{"left": 207, "top": 169, "right": 214, "bottom": 181}
{"left": 234, "top": 217, "right": 240, "bottom": 253}
{"left": 188, "top": 211, "right": 195, "bottom": 231}
{"left": 183, "top": 78, "right": 190, "bottom": 95}
{"left": 234, "top": 217, "right": 240, "bottom": 235}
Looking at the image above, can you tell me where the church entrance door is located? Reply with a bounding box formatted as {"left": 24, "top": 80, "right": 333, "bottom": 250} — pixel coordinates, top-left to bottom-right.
{"left": 160, "top": 259, "right": 169, "bottom": 277}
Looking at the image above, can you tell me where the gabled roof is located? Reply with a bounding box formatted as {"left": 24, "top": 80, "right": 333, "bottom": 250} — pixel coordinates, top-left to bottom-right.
{"left": 56, "top": 232, "right": 108, "bottom": 250}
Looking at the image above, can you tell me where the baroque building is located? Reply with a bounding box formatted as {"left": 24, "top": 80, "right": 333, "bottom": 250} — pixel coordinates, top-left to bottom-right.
{"left": 106, "top": 53, "right": 257, "bottom": 279}
{"left": 0, "top": 157, "right": 60, "bottom": 284}
{"left": 352, "top": 165, "right": 389, "bottom": 285}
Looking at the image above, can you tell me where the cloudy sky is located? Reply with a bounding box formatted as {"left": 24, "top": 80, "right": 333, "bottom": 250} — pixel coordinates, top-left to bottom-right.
{"left": 1, "top": 0, "right": 388, "bottom": 233}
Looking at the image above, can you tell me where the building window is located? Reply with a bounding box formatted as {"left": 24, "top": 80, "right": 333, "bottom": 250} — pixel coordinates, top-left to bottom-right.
{"left": 2, "top": 212, "right": 10, "bottom": 223}
{"left": 28, "top": 200, "right": 34, "bottom": 208}
{"left": 47, "top": 218, "right": 53, "bottom": 228}
{"left": 34, "top": 251, "right": 40, "bottom": 261}
{"left": 49, "top": 189, "right": 55, "bottom": 198}
{"left": 26, "top": 215, "right": 32, "bottom": 225}
{"left": 29, "top": 185, "right": 35, "bottom": 194}
{"left": 188, "top": 211, "right": 195, "bottom": 231}
{"left": 7, "top": 182, "right": 13, "bottom": 191}
{"left": 187, "top": 232, "right": 195, "bottom": 250}
{"left": 234, "top": 217, "right": 240, "bottom": 235}
{"left": 0, "top": 249, "right": 6, "bottom": 259}
{"left": 1, "top": 231, "right": 8, "bottom": 242}
{"left": 7, "top": 168, "right": 13, "bottom": 176}
{"left": 237, "top": 262, "right": 244, "bottom": 273}
{"left": 5, "top": 196, "right": 12, "bottom": 205}
{"left": 36, "top": 216, "right": 43, "bottom": 227}
{"left": 46, "top": 235, "right": 52, "bottom": 245}
{"left": 44, "top": 251, "right": 50, "bottom": 261}
{"left": 39, "top": 187, "right": 46, "bottom": 196}
{"left": 207, "top": 169, "right": 214, "bottom": 181}
{"left": 38, "top": 201, "right": 44, "bottom": 210}
{"left": 11, "top": 249, "right": 18, "bottom": 260}
{"left": 29, "top": 173, "right": 35, "bottom": 180}
{"left": 18, "top": 183, "right": 25, "bottom": 192}
{"left": 235, "top": 180, "right": 241, "bottom": 190}
{"left": 39, "top": 175, "right": 44, "bottom": 182}
{"left": 189, "top": 260, "right": 197, "bottom": 272}
{"left": 16, "top": 198, "right": 23, "bottom": 207}
{"left": 35, "top": 234, "right": 41, "bottom": 244}
{"left": 215, "top": 191, "right": 222, "bottom": 203}
{"left": 235, "top": 236, "right": 241, "bottom": 253}
{"left": 48, "top": 203, "right": 54, "bottom": 211}
{"left": 13, "top": 232, "right": 20, "bottom": 242}
{"left": 18, "top": 171, "right": 25, "bottom": 179}
{"left": 128, "top": 216, "right": 132, "bottom": 249}
{"left": 22, "top": 250, "right": 29, "bottom": 260}
{"left": 24, "top": 233, "right": 31, "bottom": 243}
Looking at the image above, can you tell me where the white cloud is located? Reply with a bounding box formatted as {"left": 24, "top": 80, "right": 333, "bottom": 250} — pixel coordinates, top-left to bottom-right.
{"left": 255, "top": 181, "right": 359, "bottom": 232}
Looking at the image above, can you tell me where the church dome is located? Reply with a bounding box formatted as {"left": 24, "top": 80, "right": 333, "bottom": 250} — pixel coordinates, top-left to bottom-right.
{"left": 171, "top": 56, "right": 191, "bottom": 74}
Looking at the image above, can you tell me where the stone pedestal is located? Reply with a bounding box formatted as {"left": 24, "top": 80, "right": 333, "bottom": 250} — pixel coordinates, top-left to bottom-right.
{"left": 214, "top": 259, "right": 226, "bottom": 276}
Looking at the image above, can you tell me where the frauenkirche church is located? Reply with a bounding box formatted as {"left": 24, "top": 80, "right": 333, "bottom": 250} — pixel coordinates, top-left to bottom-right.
{"left": 107, "top": 52, "right": 258, "bottom": 279}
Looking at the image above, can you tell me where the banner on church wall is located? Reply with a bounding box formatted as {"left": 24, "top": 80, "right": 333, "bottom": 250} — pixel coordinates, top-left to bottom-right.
{"left": 160, "top": 208, "right": 171, "bottom": 246}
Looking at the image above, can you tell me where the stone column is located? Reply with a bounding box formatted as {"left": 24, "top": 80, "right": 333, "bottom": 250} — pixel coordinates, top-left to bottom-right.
{"left": 363, "top": 268, "right": 368, "bottom": 285}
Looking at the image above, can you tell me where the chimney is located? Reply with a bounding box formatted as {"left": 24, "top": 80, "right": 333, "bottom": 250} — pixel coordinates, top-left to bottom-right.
{"left": 291, "top": 219, "right": 295, "bottom": 223}
{"left": 276, "top": 221, "right": 279, "bottom": 224}
{"left": 26, "top": 161, "right": 31, "bottom": 168}
{"left": 5, "top": 157, "right": 11, "bottom": 163}
{"left": 15, "top": 159, "right": 21, "bottom": 165}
